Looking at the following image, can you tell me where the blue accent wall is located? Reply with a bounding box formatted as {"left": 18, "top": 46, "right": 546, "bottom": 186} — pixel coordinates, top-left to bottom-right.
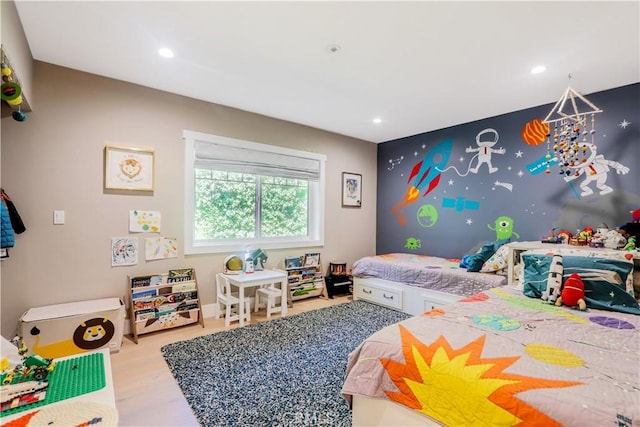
{"left": 377, "top": 83, "right": 640, "bottom": 258}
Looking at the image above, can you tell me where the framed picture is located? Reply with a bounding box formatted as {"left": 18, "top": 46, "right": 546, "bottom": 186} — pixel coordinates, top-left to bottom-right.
{"left": 104, "top": 145, "right": 155, "bottom": 191}
{"left": 342, "top": 172, "right": 362, "bottom": 207}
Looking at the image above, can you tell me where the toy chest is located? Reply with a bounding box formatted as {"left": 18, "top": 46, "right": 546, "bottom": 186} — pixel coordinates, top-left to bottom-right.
{"left": 18, "top": 298, "right": 125, "bottom": 359}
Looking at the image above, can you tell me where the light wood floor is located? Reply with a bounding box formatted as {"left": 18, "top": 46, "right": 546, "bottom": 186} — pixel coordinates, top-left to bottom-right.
{"left": 110, "top": 295, "right": 352, "bottom": 426}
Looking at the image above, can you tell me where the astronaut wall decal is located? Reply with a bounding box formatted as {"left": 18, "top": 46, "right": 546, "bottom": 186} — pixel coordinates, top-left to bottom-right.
{"left": 465, "top": 128, "right": 505, "bottom": 174}
{"left": 563, "top": 143, "right": 629, "bottom": 197}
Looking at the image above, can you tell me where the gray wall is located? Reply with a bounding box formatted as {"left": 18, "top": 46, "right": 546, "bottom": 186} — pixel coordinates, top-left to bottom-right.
{"left": 0, "top": 61, "right": 378, "bottom": 338}
{"left": 377, "top": 83, "right": 640, "bottom": 258}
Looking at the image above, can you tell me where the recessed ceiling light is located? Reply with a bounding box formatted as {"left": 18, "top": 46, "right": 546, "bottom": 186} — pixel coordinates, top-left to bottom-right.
{"left": 531, "top": 65, "right": 546, "bottom": 74}
{"left": 372, "top": 117, "right": 382, "bottom": 124}
{"left": 158, "top": 48, "right": 174, "bottom": 58}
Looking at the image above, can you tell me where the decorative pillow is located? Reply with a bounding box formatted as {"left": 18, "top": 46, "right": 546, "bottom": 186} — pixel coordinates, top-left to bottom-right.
{"left": 522, "top": 254, "right": 640, "bottom": 314}
{"left": 521, "top": 254, "right": 553, "bottom": 298}
{"left": 480, "top": 244, "right": 509, "bottom": 273}
{"left": 561, "top": 255, "right": 639, "bottom": 314}
{"left": 465, "top": 238, "right": 510, "bottom": 273}
{"left": 519, "top": 247, "right": 634, "bottom": 294}
{"left": 465, "top": 243, "right": 496, "bottom": 272}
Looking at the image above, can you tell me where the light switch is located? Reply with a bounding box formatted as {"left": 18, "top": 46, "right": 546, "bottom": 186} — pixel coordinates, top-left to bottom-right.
{"left": 53, "top": 210, "right": 65, "bottom": 225}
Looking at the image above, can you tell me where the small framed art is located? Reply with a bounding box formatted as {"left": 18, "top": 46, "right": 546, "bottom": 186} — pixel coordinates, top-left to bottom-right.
{"left": 104, "top": 145, "right": 155, "bottom": 191}
{"left": 342, "top": 172, "right": 362, "bottom": 207}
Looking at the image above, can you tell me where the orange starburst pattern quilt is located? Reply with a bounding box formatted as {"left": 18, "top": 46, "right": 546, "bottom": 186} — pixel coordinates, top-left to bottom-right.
{"left": 342, "top": 286, "right": 639, "bottom": 426}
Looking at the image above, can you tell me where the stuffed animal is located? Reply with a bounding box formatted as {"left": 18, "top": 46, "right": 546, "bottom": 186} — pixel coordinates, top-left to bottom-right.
{"left": 541, "top": 255, "right": 563, "bottom": 304}
{"left": 555, "top": 273, "right": 587, "bottom": 310}
{"left": 603, "top": 229, "right": 627, "bottom": 249}
{"left": 623, "top": 236, "right": 636, "bottom": 251}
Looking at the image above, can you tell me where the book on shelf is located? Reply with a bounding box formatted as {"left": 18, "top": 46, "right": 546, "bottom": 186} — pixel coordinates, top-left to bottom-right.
{"left": 177, "top": 302, "right": 199, "bottom": 311}
{"left": 165, "top": 291, "right": 197, "bottom": 304}
{"left": 167, "top": 268, "right": 195, "bottom": 283}
{"left": 156, "top": 303, "right": 179, "bottom": 316}
{"left": 284, "top": 256, "right": 302, "bottom": 269}
{"left": 132, "top": 289, "right": 158, "bottom": 300}
{"left": 303, "top": 252, "right": 320, "bottom": 266}
{"left": 158, "top": 287, "right": 173, "bottom": 295}
{"left": 135, "top": 309, "right": 156, "bottom": 321}
{"left": 131, "top": 274, "right": 164, "bottom": 288}
{"left": 171, "top": 281, "right": 197, "bottom": 293}
{"left": 134, "top": 296, "right": 167, "bottom": 310}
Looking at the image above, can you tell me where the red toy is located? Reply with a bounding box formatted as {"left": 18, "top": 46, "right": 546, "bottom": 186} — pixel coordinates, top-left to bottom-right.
{"left": 555, "top": 273, "right": 586, "bottom": 310}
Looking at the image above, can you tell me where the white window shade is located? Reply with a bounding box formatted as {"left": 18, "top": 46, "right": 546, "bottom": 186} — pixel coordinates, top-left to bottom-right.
{"left": 194, "top": 140, "right": 321, "bottom": 180}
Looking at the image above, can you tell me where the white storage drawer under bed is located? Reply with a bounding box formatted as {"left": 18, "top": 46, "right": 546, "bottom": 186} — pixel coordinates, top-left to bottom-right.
{"left": 353, "top": 278, "right": 403, "bottom": 310}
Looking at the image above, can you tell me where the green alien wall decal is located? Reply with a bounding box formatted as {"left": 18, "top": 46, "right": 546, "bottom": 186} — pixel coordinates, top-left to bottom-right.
{"left": 488, "top": 215, "right": 520, "bottom": 240}
{"left": 404, "top": 237, "right": 421, "bottom": 250}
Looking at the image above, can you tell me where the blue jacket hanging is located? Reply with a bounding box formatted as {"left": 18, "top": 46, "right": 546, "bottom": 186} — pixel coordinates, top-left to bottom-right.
{"left": 1, "top": 200, "right": 15, "bottom": 248}
{"left": 1, "top": 189, "right": 25, "bottom": 234}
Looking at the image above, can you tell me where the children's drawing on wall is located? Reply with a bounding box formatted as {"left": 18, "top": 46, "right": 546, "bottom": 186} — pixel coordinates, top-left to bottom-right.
{"left": 145, "top": 236, "right": 177, "bottom": 260}
{"left": 416, "top": 204, "right": 439, "bottom": 227}
{"left": 111, "top": 237, "right": 138, "bottom": 266}
{"left": 488, "top": 215, "right": 520, "bottom": 240}
{"left": 392, "top": 138, "right": 452, "bottom": 225}
{"left": 404, "top": 237, "right": 421, "bottom": 250}
{"left": 129, "top": 210, "right": 161, "bottom": 233}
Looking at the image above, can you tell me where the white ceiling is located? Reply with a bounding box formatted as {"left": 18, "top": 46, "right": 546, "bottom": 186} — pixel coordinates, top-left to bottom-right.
{"left": 13, "top": 1, "right": 640, "bottom": 143}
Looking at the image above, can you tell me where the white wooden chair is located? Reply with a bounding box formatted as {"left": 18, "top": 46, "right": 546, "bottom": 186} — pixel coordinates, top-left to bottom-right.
{"left": 255, "top": 282, "right": 284, "bottom": 319}
{"left": 215, "top": 273, "right": 251, "bottom": 327}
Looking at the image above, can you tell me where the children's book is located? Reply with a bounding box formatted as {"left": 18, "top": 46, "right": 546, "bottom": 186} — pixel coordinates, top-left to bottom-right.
{"left": 167, "top": 268, "right": 194, "bottom": 283}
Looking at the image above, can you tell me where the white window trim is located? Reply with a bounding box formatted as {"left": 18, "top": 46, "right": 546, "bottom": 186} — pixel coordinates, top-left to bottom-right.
{"left": 183, "top": 130, "right": 326, "bottom": 255}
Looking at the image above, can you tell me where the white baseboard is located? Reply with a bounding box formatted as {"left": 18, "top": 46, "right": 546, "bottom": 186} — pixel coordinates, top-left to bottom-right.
{"left": 201, "top": 302, "right": 217, "bottom": 319}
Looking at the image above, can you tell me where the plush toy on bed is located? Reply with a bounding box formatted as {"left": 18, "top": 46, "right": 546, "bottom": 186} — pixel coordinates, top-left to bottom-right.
{"left": 541, "top": 255, "right": 563, "bottom": 304}
{"left": 555, "top": 273, "right": 587, "bottom": 310}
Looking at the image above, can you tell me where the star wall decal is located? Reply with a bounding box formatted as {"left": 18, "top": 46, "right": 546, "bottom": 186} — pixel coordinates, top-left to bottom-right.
{"left": 466, "top": 218, "right": 473, "bottom": 225}
{"left": 448, "top": 179, "right": 455, "bottom": 185}
{"left": 518, "top": 170, "right": 524, "bottom": 177}
{"left": 619, "top": 119, "right": 631, "bottom": 129}
{"left": 515, "top": 150, "right": 523, "bottom": 158}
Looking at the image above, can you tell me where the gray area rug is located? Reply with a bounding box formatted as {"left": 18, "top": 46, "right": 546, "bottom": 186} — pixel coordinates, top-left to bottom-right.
{"left": 161, "top": 300, "right": 411, "bottom": 427}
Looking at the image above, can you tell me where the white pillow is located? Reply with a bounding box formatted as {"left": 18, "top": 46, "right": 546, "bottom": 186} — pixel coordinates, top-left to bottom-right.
{"left": 480, "top": 244, "right": 510, "bottom": 273}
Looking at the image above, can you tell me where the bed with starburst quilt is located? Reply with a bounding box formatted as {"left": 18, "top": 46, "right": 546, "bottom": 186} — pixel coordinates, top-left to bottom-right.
{"left": 342, "top": 286, "right": 639, "bottom": 427}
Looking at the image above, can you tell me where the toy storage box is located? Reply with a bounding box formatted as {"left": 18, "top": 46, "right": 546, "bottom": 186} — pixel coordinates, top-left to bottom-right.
{"left": 18, "top": 298, "right": 125, "bottom": 359}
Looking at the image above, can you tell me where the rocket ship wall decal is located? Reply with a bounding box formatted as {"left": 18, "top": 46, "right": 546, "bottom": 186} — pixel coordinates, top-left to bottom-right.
{"left": 392, "top": 138, "right": 453, "bottom": 226}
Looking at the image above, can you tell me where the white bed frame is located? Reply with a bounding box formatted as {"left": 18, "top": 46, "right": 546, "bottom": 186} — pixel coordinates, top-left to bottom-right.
{"left": 352, "top": 277, "right": 461, "bottom": 315}
{"left": 352, "top": 395, "right": 441, "bottom": 426}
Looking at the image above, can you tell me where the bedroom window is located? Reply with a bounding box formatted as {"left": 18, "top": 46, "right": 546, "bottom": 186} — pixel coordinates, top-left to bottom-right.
{"left": 183, "top": 130, "right": 326, "bottom": 254}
